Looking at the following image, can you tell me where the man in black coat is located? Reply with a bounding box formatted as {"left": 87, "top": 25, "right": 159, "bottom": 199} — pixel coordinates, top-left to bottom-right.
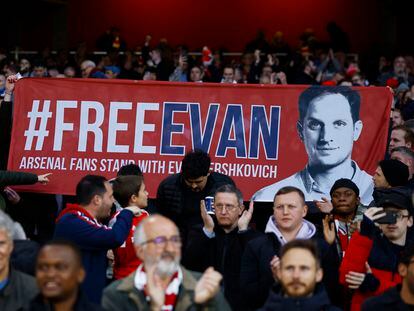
{"left": 258, "top": 239, "right": 340, "bottom": 311}
{"left": 183, "top": 184, "right": 262, "bottom": 310}
{"left": 157, "top": 149, "right": 234, "bottom": 247}
{"left": 362, "top": 241, "right": 414, "bottom": 310}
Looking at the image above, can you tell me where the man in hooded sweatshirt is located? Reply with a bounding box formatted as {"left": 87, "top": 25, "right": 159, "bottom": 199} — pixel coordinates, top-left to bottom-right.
{"left": 240, "top": 186, "right": 332, "bottom": 310}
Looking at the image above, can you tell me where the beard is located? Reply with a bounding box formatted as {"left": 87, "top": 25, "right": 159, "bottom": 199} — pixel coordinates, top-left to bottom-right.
{"left": 146, "top": 251, "right": 180, "bottom": 280}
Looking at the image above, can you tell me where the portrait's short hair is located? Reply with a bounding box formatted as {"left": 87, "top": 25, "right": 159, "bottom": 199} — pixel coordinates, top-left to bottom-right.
{"left": 181, "top": 149, "right": 211, "bottom": 179}
{"left": 274, "top": 186, "right": 305, "bottom": 204}
{"left": 298, "top": 85, "right": 361, "bottom": 124}
{"left": 117, "top": 163, "right": 143, "bottom": 177}
{"left": 280, "top": 239, "right": 321, "bottom": 268}
{"left": 214, "top": 184, "right": 243, "bottom": 206}
{"left": 76, "top": 175, "right": 108, "bottom": 205}
{"left": 392, "top": 125, "right": 414, "bottom": 146}
{"left": 112, "top": 175, "right": 144, "bottom": 208}
{"left": 39, "top": 239, "right": 83, "bottom": 268}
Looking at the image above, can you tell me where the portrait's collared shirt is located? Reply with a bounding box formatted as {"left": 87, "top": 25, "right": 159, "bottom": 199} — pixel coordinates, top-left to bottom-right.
{"left": 252, "top": 161, "right": 373, "bottom": 205}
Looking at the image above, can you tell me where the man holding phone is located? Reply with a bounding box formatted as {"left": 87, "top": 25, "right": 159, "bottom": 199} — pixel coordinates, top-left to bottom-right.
{"left": 339, "top": 189, "right": 413, "bottom": 311}
{"left": 183, "top": 184, "right": 261, "bottom": 311}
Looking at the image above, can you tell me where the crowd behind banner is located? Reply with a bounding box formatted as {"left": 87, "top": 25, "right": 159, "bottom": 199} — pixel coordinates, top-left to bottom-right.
{"left": 2, "top": 29, "right": 414, "bottom": 310}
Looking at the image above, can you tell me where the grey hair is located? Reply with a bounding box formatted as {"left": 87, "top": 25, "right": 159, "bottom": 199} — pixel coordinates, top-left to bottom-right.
{"left": 81, "top": 60, "right": 96, "bottom": 69}
{"left": 0, "top": 210, "right": 15, "bottom": 240}
{"left": 134, "top": 221, "right": 147, "bottom": 246}
{"left": 391, "top": 146, "right": 414, "bottom": 161}
{"left": 214, "top": 184, "right": 244, "bottom": 206}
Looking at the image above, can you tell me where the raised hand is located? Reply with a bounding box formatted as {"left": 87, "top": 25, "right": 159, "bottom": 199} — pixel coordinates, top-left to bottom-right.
{"left": 238, "top": 200, "right": 254, "bottom": 231}
{"left": 194, "top": 267, "right": 223, "bottom": 304}
{"left": 200, "top": 200, "right": 214, "bottom": 233}
{"left": 322, "top": 214, "right": 336, "bottom": 245}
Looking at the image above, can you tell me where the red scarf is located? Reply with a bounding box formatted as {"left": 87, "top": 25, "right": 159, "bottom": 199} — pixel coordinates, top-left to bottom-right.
{"left": 134, "top": 264, "right": 182, "bottom": 311}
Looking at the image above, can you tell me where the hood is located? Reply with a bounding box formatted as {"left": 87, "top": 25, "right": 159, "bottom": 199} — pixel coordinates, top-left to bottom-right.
{"left": 55, "top": 203, "right": 95, "bottom": 223}
{"left": 265, "top": 216, "right": 316, "bottom": 245}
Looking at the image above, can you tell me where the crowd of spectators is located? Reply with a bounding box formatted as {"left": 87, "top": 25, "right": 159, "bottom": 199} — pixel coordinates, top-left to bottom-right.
{"left": 3, "top": 27, "right": 414, "bottom": 310}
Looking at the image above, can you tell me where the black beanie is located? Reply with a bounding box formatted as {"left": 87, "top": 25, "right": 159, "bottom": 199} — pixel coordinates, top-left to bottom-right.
{"left": 330, "top": 178, "right": 360, "bottom": 197}
{"left": 379, "top": 159, "right": 409, "bottom": 187}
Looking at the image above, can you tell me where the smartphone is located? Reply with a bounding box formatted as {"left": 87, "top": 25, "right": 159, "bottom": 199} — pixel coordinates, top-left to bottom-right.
{"left": 375, "top": 211, "right": 397, "bottom": 224}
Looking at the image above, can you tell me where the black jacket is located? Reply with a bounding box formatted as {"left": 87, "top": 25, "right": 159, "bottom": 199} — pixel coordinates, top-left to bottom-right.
{"left": 183, "top": 225, "right": 262, "bottom": 310}
{"left": 362, "top": 285, "right": 414, "bottom": 311}
{"left": 258, "top": 283, "right": 341, "bottom": 311}
{"left": 25, "top": 290, "right": 104, "bottom": 311}
{"left": 240, "top": 231, "right": 336, "bottom": 310}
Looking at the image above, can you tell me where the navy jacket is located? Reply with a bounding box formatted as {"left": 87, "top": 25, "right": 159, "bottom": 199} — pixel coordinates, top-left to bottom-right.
{"left": 54, "top": 204, "right": 133, "bottom": 303}
{"left": 258, "top": 283, "right": 341, "bottom": 311}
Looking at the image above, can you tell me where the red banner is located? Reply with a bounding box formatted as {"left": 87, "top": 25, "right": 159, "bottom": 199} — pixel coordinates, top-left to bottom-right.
{"left": 8, "top": 79, "right": 392, "bottom": 203}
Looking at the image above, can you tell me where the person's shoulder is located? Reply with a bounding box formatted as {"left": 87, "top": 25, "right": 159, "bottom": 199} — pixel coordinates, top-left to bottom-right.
{"left": 158, "top": 173, "right": 181, "bottom": 187}
{"left": 252, "top": 172, "right": 302, "bottom": 201}
{"left": 209, "top": 172, "right": 234, "bottom": 184}
{"left": 361, "top": 286, "right": 400, "bottom": 310}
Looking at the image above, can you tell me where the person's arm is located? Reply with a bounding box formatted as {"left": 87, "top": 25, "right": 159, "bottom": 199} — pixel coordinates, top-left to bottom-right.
{"left": 54, "top": 209, "right": 134, "bottom": 250}
{"left": 0, "top": 170, "right": 38, "bottom": 187}
{"left": 240, "top": 239, "right": 273, "bottom": 309}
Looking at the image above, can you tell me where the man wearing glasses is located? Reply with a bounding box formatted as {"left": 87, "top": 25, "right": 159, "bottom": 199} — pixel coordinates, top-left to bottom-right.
{"left": 102, "top": 215, "right": 230, "bottom": 311}
{"left": 340, "top": 189, "right": 414, "bottom": 311}
{"left": 183, "top": 184, "right": 261, "bottom": 310}
{"left": 157, "top": 149, "right": 234, "bottom": 248}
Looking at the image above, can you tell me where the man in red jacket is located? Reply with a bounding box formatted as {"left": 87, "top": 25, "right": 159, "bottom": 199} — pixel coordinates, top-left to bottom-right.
{"left": 340, "top": 189, "right": 413, "bottom": 310}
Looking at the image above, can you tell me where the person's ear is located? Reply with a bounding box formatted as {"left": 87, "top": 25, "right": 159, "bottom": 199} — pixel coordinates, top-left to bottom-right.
{"left": 297, "top": 121, "right": 304, "bottom": 141}
{"left": 353, "top": 120, "right": 363, "bottom": 141}
{"left": 398, "top": 263, "right": 408, "bottom": 277}
{"left": 316, "top": 267, "right": 323, "bottom": 282}
{"left": 408, "top": 215, "right": 413, "bottom": 228}
{"left": 302, "top": 204, "right": 308, "bottom": 217}
{"left": 92, "top": 194, "right": 101, "bottom": 206}
{"left": 407, "top": 142, "right": 413, "bottom": 149}
{"left": 78, "top": 267, "right": 86, "bottom": 283}
{"left": 135, "top": 244, "right": 144, "bottom": 261}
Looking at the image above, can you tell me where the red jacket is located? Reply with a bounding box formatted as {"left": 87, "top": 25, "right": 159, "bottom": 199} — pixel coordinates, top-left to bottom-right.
{"left": 110, "top": 209, "right": 149, "bottom": 279}
{"left": 339, "top": 218, "right": 402, "bottom": 311}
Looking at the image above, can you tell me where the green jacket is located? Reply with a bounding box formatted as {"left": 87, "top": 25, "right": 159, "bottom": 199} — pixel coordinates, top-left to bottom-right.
{"left": 0, "top": 170, "right": 38, "bottom": 211}
{"left": 102, "top": 267, "right": 231, "bottom": 311}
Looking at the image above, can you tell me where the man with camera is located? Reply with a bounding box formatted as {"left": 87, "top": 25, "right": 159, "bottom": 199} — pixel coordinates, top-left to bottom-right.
{"left": 339, "top": 189, "right": 414, "bottom": 311}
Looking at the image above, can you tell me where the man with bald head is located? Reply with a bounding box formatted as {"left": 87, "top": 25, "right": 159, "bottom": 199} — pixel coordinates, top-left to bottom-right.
{"left": 102, "top": 215, "right": 230, "bottom": 310}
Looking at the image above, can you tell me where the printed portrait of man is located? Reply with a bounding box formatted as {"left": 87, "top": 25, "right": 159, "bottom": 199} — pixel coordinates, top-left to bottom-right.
{"left": 253, "top": 85, "right": 373, "bottom": 204}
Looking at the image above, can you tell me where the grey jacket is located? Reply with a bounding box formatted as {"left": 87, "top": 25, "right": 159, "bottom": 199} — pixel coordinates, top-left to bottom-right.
{"left": 0, "top": 268, "right": 39, "bottom": 311}
{"left": 102, "top": 267, "right": 231, "bottom": 311}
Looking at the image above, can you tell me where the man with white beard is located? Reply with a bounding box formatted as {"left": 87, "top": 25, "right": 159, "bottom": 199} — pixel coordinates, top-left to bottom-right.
{"left": 102, "top": 215, "right": 230, "bottom": 310}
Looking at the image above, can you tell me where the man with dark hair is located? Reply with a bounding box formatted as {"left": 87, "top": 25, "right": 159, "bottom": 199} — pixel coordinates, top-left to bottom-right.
{"left": 389, "top": 125, "right": 414, "bottom": 154}
{"left": 362, "top": 244, "right": 414, "bottom": 310}
{"left": 183, "top": 184, "right": 261, "bottom": 310}
{"left": 241, "top": 186, "right": 329, "bottom": 310}
{"left": 258, "top": 239, "right": 340, "bottom": 311}
{"left": 54, "top": 175, "right": 141, "bottom": 303}
{"left": 26, "top": 240, "right": 104, "bottom": 310}
{"left": 157, "top": 150, "right": 234, "bottom": 247}
{"left": 340, "top": 189, "right": 414, "bottom": 310}
{"left": 221, "top": 66, "right": 236, "bottom": 83}
{"left": 253, "top": 85, "right": 373, "bottom": 205}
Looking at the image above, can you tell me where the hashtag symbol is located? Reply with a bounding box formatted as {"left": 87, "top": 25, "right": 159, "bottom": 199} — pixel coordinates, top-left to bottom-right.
{"left": 24, "top": 100, "right": 53, "bottom": 150}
